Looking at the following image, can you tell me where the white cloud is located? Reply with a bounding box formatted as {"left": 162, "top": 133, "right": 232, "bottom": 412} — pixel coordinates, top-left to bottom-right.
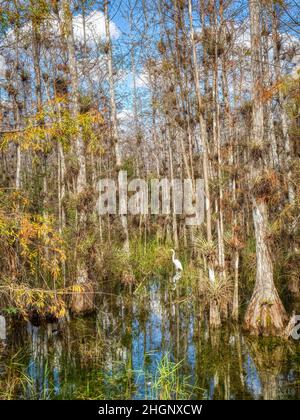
{"left": 233, "top": 21, "right": 251, "bottom": 50}
{"left": 135, "top": 70, "right": 149, "bottom": 88}
{"left": 72, "top": 11, "right": 120, "bottom": 45}
{"left": 3, "top": 10, "right": 120, "bottom": 49}
{"left": 117, "top": 108, "right": 134, "bottom": 124}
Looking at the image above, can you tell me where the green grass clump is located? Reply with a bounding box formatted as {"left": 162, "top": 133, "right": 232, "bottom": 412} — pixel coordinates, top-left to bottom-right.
{"left": 151, "top": 353, "right": 199, "bottom": 400}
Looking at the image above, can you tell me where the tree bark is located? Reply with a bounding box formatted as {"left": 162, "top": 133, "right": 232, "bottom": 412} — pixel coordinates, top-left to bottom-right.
{"left": 271, "top": 5, "right": 295, "bottom": 204}
{"left": 104, "top": 0, "right": 130, "bottom": 253}
{"left": 61, "top": 0, "right": 87, "bottom": 193}
{"left": 189, "top": 0, "right": 215, "bottom": 283}
{"left": 244, "top": 0, "right": 287, "bottom": 336}
{"left": 61, "top": 0, "right": 93, "bottom": 312}
{"left": 189, "top": 0, "right": 220, "bottom": 327}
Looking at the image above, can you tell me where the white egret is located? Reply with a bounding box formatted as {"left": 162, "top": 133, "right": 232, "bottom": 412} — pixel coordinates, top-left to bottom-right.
{"left": 171, "top": 249, "right": 183, "bottom": 272}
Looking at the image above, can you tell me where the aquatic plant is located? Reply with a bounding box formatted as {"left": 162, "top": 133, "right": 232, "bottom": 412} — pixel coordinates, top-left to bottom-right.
{"left": 0, "top": 349, "right": 33, "bottom": 400}
{"left": 151, "top": 353, "right": 198, "bottom": 400}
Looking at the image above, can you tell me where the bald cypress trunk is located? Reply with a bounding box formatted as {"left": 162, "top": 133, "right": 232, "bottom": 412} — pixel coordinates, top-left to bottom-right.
{"left": 271, "top": 6, "right": 295, "bottom": 204}
{"left": 244, "top": 0, "right": 287, "bottom": 335}
{"left": 104, "top": 0, "right": 129, "bottom": 253}
{"left": 188, "top": 0, "right": 220, "bottom": 327}
{"left": 61, "top": 0, "right": 86, "bottom": 193}
{"left": 188, "top": 0, "right": 215, "bottom": 282}
{"left": 14, "top": 99, "right": 21, "bottom": 190}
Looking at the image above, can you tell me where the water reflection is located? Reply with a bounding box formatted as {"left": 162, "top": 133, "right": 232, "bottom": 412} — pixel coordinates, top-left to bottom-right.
{"left": 0, "top": 280, "right": 300, "bottom": 400}
{"left": 170, "top": 272, "right": 182, "bottom": 290}
{"left": 26, "top": 321, "right": 62, "bottom": 399}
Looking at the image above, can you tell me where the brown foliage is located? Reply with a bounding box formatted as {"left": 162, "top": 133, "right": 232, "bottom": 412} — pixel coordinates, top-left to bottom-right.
{"left": 252, "top": 170, "right": 280, "bottom": 203}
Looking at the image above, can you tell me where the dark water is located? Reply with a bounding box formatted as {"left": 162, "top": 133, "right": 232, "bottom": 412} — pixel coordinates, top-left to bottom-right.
{"left": 0, "top": 279, "right": 300, "bottom": 400}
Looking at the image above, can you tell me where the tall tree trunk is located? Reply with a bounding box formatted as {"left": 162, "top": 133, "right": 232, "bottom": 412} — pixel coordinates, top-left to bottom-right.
{"left": 189, "top": 0, "right": 215, "bottom": 282}
{"left": 31, "top": 9, "right": 49, "bottom": 233}
{"left": 220, "top": 23, "right": 240, "bottom": 320}
{"left": 61, "top": 0, "right": 93, "bottom": 313}
{"left": 14, "top": 100, "right": 21, "bottom": 190}
{"left": 61, "top": 0, "right": 86, "bottom": 193}
{"left": 168, "top": 133, "right": 179, "bottom": 249}
{"left": 244, "top": 0, "right": 287, "bottom": 336}
{"left": 212, "top": 7, "right": 225, "bottom": 281}
{"left": 188, "top": 0, "right": 220, "bottom": 327}
{"left": 271, "top": 5, "right": 295, "bottom": 204}
{"left": 104, "top": 0, "right": 129, "bottom": 253}
{"left": 261, "top": 15, "right": 279, "bottom": 169}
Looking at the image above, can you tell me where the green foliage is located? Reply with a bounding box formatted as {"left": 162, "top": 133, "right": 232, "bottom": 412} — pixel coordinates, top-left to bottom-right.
{"left": 28, "top": 0, "right": 51, "bottom": 23}
{"left": 198, "top": 274, "right": 233, "bottom": 307}
{"left": 0, "top": 8, "right": 9, "bottom": 35}
{"left": 151, "top": 353, "right": 197, "bottom": 400}
{"left": 1, "top": 97, "right": 104, "bottom": 154}
{"left": 98, "top": 239, "right": 171, "bottom": 287}
{"left": 120, "top": 159, "right": 135, "bottom": 179}
{"left": 193, "top": 233, "right": 216, "bottom": 260}
{"left": 129, "top": 239, "right": 171, "bottom": 280}
{"left": 0, "top": 350, "right": 34, "bottom": 400}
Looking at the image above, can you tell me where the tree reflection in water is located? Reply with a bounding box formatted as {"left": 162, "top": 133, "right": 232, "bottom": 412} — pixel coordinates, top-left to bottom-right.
{"left": 0, "top": 279, "right": 300, "bottom": 400}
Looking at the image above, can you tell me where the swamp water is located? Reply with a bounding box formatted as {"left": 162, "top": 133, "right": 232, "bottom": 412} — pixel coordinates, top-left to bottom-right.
{"left": 0, "top": 279, "right": 300, "bottom": 400}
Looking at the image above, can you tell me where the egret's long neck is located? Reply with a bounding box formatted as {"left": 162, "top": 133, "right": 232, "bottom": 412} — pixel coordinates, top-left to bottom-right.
{"left": 172, "top": 250, "right": 175, "bottom": 262}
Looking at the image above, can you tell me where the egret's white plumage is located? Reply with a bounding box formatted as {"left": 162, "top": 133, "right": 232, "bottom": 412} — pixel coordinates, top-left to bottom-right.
{"left": 171, "top": 249, "right": 183, "bottom": 272}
